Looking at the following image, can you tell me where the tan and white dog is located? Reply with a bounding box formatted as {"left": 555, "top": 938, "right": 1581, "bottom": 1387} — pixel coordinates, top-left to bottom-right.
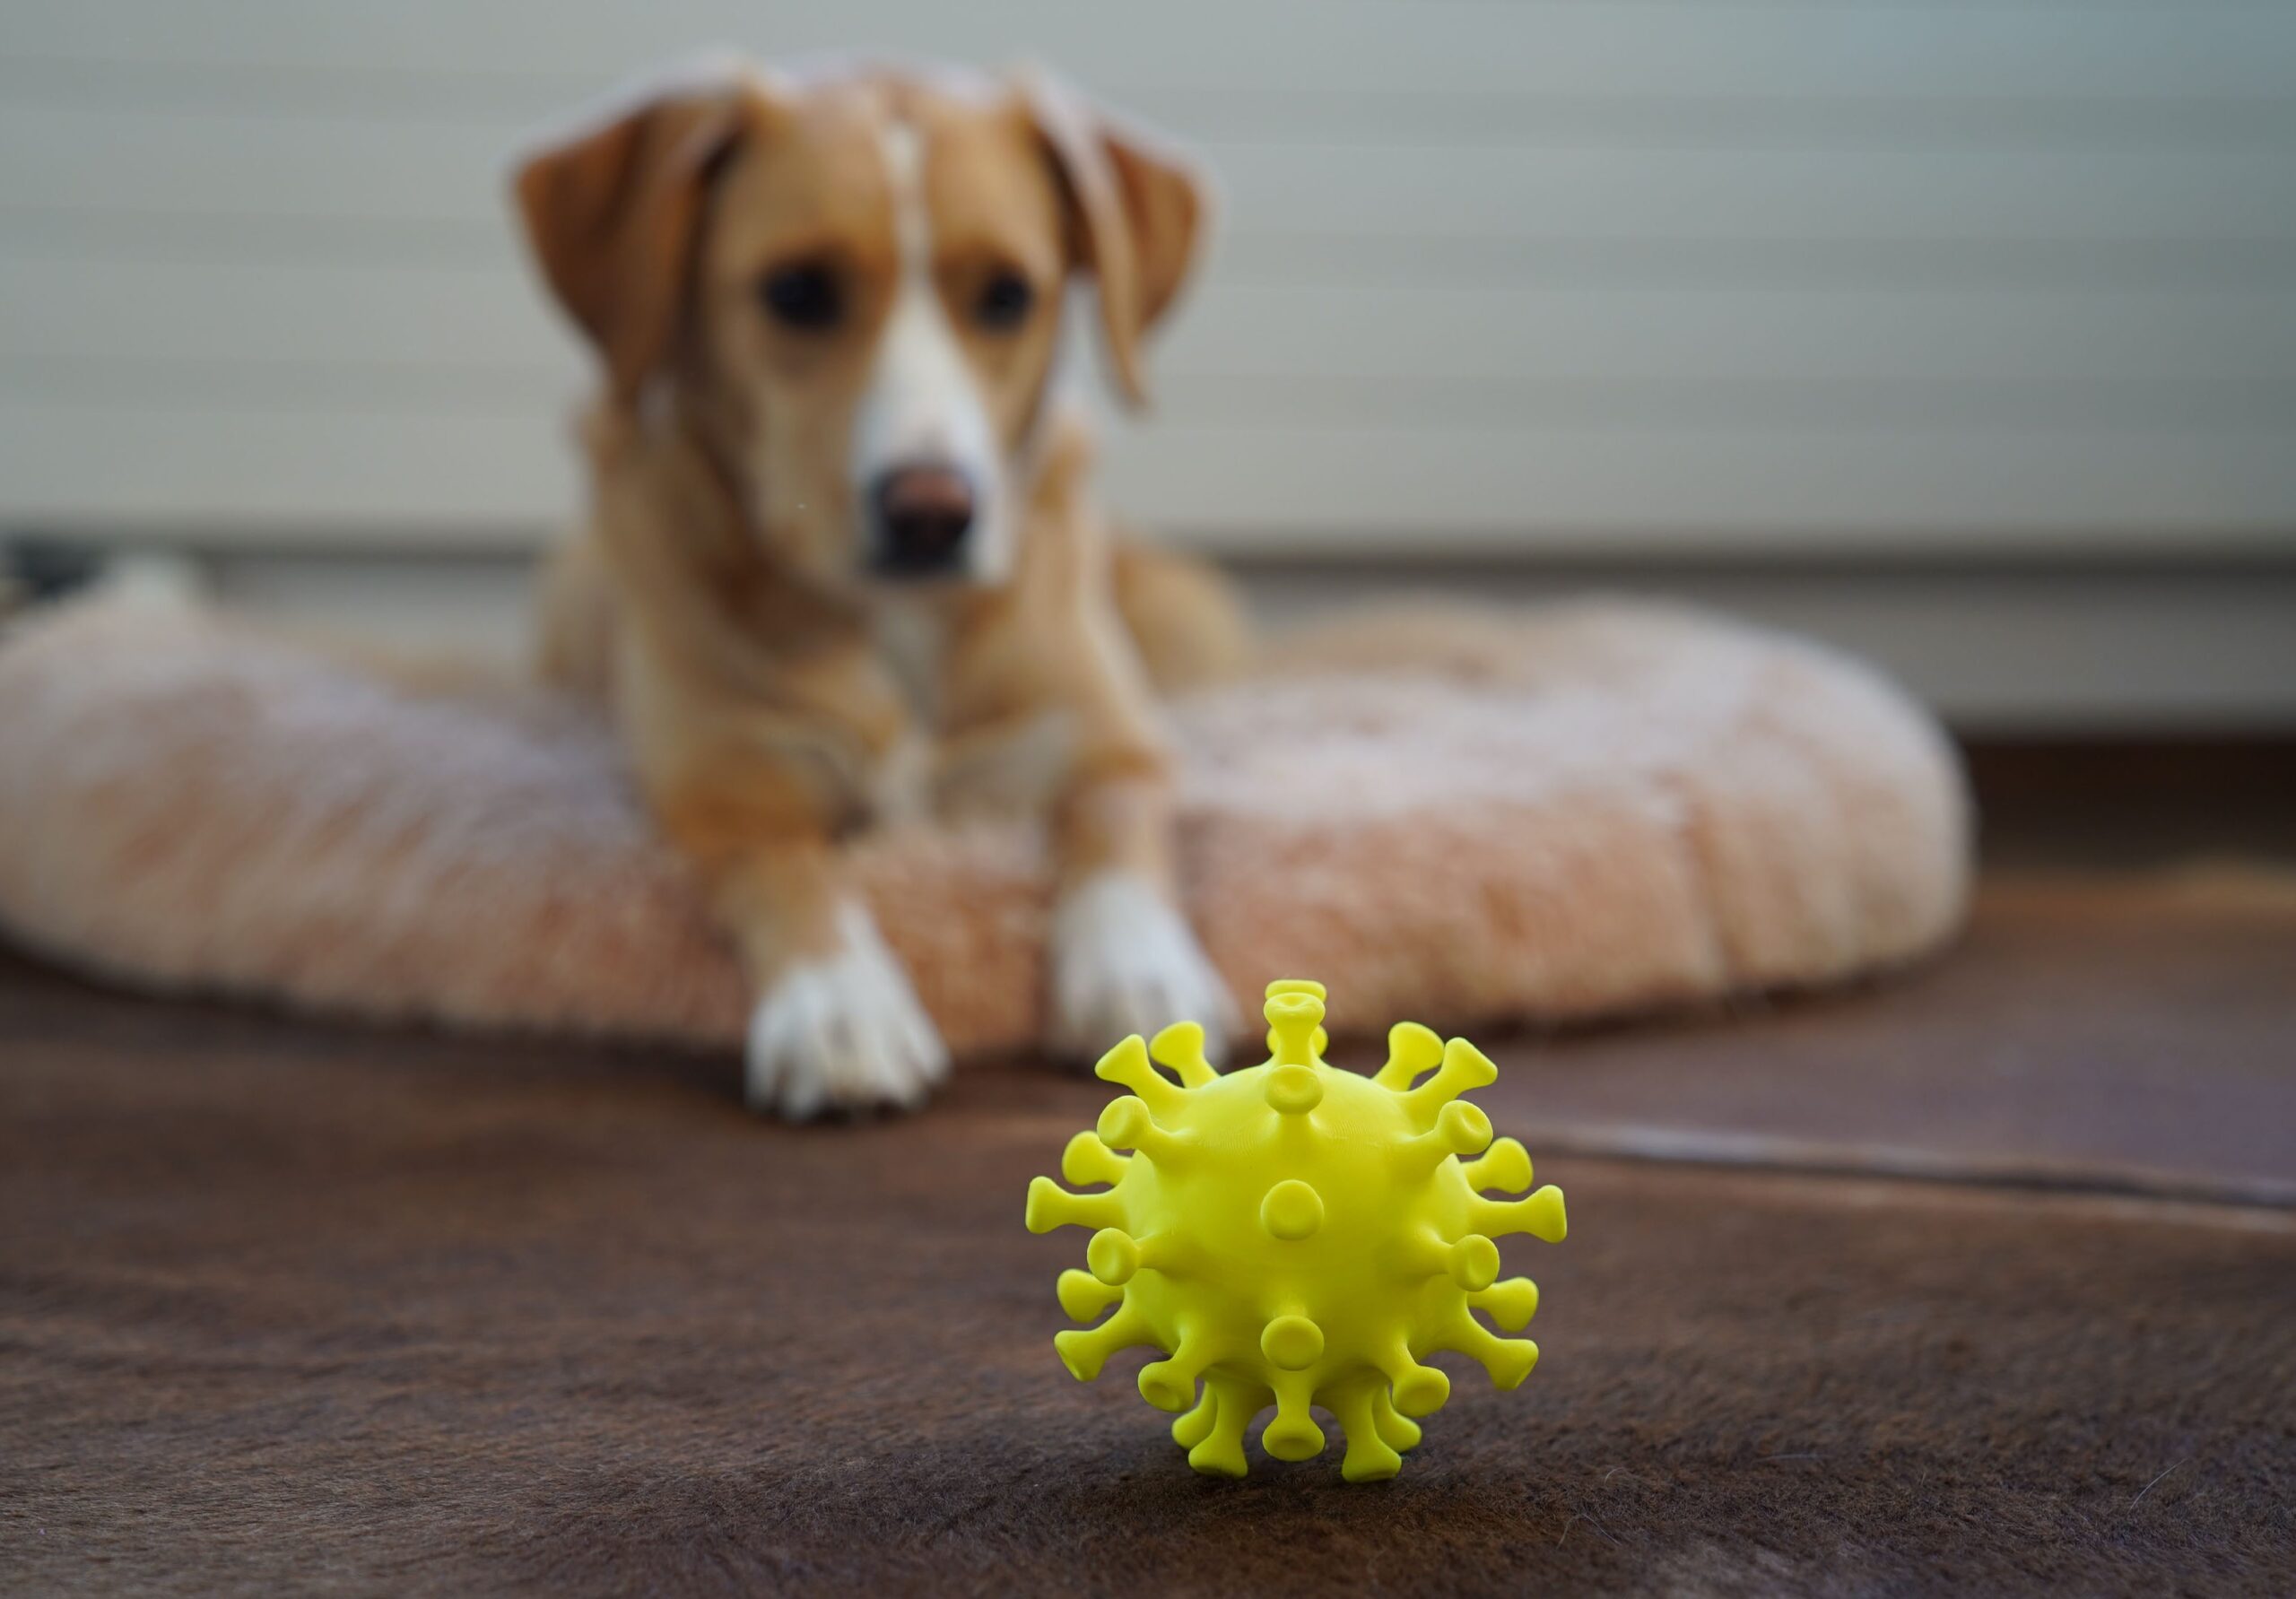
{"left": 512, "top": 56, "right": 1249, "bottom": 1118}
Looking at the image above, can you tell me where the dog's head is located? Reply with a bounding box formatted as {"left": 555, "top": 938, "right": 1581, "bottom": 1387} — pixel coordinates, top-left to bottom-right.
{"left": 513, "top": 56, "right": 1205, "bottom": 590}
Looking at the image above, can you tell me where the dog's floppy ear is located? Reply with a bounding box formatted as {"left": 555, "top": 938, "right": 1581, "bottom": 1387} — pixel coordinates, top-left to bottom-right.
{"left": 511, "top": 61, "right": 756, "bottom": 400}
{"left": 1021, "top": 70, "right": 1209, "bottom": 409}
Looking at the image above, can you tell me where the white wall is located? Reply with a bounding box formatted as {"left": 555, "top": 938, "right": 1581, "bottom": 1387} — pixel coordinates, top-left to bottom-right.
{"left": 4, "top": 0, "right": 2292, "bottom": 558}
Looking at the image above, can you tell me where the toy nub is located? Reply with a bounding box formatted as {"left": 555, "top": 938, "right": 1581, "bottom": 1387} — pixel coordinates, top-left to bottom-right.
{"left": 1024, "top": 979, "right": 1566, "bottom": 1481}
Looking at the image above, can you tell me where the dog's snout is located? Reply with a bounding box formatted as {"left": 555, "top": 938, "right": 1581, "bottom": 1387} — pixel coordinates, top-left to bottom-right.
{"left": 871, "top": 465, "right": 977, "bottom": 576}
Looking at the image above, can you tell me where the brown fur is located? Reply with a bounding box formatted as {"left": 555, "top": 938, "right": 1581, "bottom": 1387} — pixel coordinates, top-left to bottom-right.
{"left": 512, "top": 59, "right": 1247, "bottom": 1109}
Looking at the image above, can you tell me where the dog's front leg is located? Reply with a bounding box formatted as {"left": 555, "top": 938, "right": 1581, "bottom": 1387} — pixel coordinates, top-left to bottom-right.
{"left": 1046, "top": 754, "right": 1237, "bottom": 1065}
{"left": 651, "top": 754, "right": 947, "bottom": 1121}
{"left": 941, "top": 408, "right": 1235, "bottom": 1063}
{"left": 585, "top": 407, "right": 947, "bottom": 1119}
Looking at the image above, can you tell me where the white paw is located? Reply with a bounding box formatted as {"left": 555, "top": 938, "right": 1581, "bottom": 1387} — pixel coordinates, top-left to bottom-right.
{"left": 1048, "top": 872, "right": 1237, "bottom": 1065}
{"left": 744, "top": 907, "right": 950, "bottom": 1120}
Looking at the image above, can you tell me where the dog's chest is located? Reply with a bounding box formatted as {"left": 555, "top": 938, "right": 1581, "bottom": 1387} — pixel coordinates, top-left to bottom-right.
{"left": 857, "top": 603, "right": 941, "bottom": 827}
{"left": 859, "top": 598, "right": 1073, "bottom": 827}
{"left": 870, "top": 600, "right": 948, "bottom": 726}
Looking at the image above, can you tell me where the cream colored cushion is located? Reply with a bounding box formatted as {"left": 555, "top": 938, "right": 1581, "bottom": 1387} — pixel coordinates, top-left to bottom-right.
{"left": 0, "top": 595, "right": 1969, "bottom": 1055}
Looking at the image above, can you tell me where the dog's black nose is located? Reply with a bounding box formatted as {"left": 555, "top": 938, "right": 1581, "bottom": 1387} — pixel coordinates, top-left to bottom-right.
{"left": 871, "top": 465, "right": 975, "bottom": 576}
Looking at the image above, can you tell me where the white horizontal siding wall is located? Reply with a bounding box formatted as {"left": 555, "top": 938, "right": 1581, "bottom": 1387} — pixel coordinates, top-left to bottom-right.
{"left": 1, "top": 0, "right": 2292, "bottom": 556}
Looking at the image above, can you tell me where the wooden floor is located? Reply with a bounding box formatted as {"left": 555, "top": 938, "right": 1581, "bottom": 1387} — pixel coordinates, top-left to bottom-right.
{"left": 3, "top": 746, "right": 2293, "bottom": 1595}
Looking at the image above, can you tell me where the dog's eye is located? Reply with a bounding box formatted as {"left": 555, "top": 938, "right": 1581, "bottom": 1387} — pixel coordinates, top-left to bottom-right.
{"left": 760, "top": 263, "right": 843, "bottom": 332}
{"left": 973, "top": 271, "right": 1036, "bottom": 332}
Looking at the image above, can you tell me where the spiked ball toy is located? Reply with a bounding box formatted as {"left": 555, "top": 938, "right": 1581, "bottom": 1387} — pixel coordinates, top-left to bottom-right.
{"left": 1023, "top": 978, "right": 1568, "bottom": 1481}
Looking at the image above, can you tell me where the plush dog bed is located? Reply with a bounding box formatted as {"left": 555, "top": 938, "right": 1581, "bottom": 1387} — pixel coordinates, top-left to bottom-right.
{"left": 0, "top": 594, "right": 1968, "bottom": 1056}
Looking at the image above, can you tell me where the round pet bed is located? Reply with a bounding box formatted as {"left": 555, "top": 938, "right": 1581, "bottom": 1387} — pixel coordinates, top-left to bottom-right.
{"left": 0, "top": 595, "right": 1969, "bottom": 1057}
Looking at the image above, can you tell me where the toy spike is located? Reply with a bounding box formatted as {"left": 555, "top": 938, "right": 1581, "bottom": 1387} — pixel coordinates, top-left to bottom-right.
{"left": 1025, "top": 978, "right": 1569, "bottom": 1480}
{"left": 1023, "top": 1177, "right": 1122, "bottom": 1235}
{"left": 1139, "top": 1331, "right": 1215, "bottom": 1412}
{"left": 1186, "top": 1377, "right": 1262, "bottom": 1478}
{"left": 1060, "top": 1131, "right": 1128, "bottom": 1189}
{"left": 1440, "top": 1099, "right": 1495, "bottom": 1154}
{"left": 1093, "top": 1034, "right": 1187, "bottom": 1118}
{"left": 1267, "top": 979, "right": 1328, "bottom": 1002}
{"left": 1262, "top": 1374, "right": 1326, "bottom": 1461}
{"left": 1149, "top": 1021, "right": 1220, "bottom": 1088}
{"left": 1471, "top": 1185, "right": 1569, "bottom": 1245}
{"left": 1399, "top": 1100, "right": 1493, "bottom": 1176}
{"left": 1473, "top": 1276, "right": 1540, "bottom": 1332}
{"left": 1462, "top": 1135, "right": 1534, "bottom": 1195}
{"left": 1370, "top": 1387, "right": 1421, "bottom": 1452}
{"left": 1373, "top": 1021, "right": 1444, "bottom": 1090}
{"left": 1260, "top": 1179, "right": 1325, "bottom": 1241}
{"left": 1096, "top": 1096, "right": 1189, "bottom": 1166}
{"left": 1332, "top": 1382, "right": 1404, "bottom": 1482}
{"left": 1263, "top": 1065, "right": 1324, "bottom": 1117}
{"left": 1053, "top": 1304, "right": 1156, "bottom": 1380}
{"left": 1448, "top": 1234, "right": 1501, "bottom": 1291}
{"left": 1431, "top": 1308, "right": 1540, "bottom": 1389}
{"left": 1260, "top": 1312, "right": 1326, "bottom": 1370}
{"left": 1392, "top": 1228, "right": 1498, "bottom": 1291}
{"left": 1057, "top": 1268, "right": 1123, "bottom": 1323}
{"left": 1085, "top": 1227, "right": 1142, "bottom": 1285}
{"left": 1397, "top": 1038, "right": 1499, "bottom": 1126}
{"left": 1378, "top": 1337, "right": 1452, "bottom": 1418}
{"left": 1263, "top": 985, "right": 1325, "bottom": 1066}
{"left": 1171, "top": 1388, "right": 1218, "bottom": 1450}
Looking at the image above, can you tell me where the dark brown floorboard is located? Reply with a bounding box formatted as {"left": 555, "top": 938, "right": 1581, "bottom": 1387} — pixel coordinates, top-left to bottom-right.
{"left": 1470, "top": 874, "right": 2296, "bottom": 1204}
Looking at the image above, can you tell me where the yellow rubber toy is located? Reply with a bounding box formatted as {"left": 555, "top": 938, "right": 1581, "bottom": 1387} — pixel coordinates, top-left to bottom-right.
{"left": 1024, "top": 979, "right": 1567, "bottom": 1481}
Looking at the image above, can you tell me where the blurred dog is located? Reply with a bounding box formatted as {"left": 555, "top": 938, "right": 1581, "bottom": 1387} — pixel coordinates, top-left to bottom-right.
{"left": 512, "top": 56, "right": 1248, "bottom": 1117}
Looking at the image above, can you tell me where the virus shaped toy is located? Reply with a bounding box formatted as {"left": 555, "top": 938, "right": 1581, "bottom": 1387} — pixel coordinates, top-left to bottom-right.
{"left": 1024, "top": 978, "right": 1567, "bottom": 1481}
